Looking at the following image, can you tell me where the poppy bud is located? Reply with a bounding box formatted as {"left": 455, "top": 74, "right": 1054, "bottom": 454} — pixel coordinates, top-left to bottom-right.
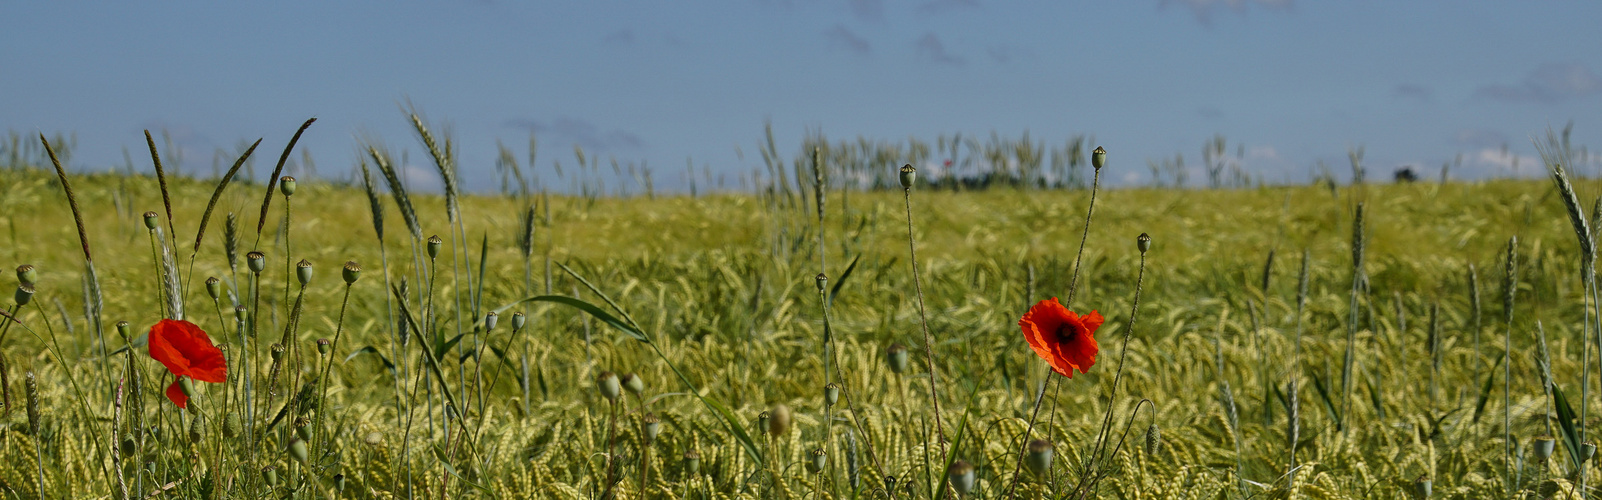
{"left": 334, "top": 473, "right": 346, "bottom": 492}
{"left": 1145, "top": 423, "right": 1162, "bottom": 457}
{"left": 1584, "top": 442, "right": 1597, "bottom": 464}
{"left": 116, "top": 320, "right": 131, "bottom": 341}
{"left": 222, "top": 413, "right": 238, "bottom": 438}
{"left": 342, "top": 261, "right": 361, "bottom": 284}
{"left": 642, "top": 413, "right": 661, "bottom": 444}
{"left": 596, "top": 371, "right": 621, "bottom": 401}
{"left": 263, "top": 466, "right": 279, "bottom": 487}
{"left": 279, "top": 176, "right": 297, "bottom": 196}
{"left": 806, "top": 448, "right": 827, "bottom": 474}
{"left": 885, "top": 475, "right": 897, "bottom": 492}
{"left": 1091, "top": 146, "right": 1106, "bottom": 171}
{"left": 1137, "top": 233, "right": 1151, "bottom": 255}
{"left": 898, "top": 164, "right": 916, "bottom": 189}
{"left": 815, "top": 273, "right": 827, "bottom": 294}
{"left": 427, "top": 235, "right": 443, "bottom": 259}
{"left": 234, "top": 305, "right": 248, "bottom": 324}
{"left": 288, "top": 437, "right": 309, "bottom": 464}
{"left": 270, "top": 343, "right": 285, "bottom": 362}
{"left": 15, "top": 264, "right": 35, "bottom": 284}
{"left": 1534, "top": 435, "right": 1556, "bottom": 463}
{"left": 316, "top": 338, "right": 331, "bottom": 355}
{"left": 188, "top": 412, "right": 204, "bottom": 443}
{"left": 14, "top": 283, "right": 33, "bottom": 307}
{"left": 120, "top": 433, "right": 137, "bottom": 456}
{"left": 483, "top": 312, "right": 498, "bottom": 332}
{"left": 947, "top": 460, "right": 975, "bottom": 496}
{"left": 511, "top": 312, "right": 526, "bottom": 331}
{"left": 143, "top": 211, "right": 159, "bottom": 230}
{"left": 296, "top": 259, "right": 313, "bottom": 286}
{"left": 767, "top": 404, "right": 791, "bottom": 436}
{"left": 246, "top": 251, "right": 266, "bottom": 273}
{"left": 886, "top": 343, "right": 909, "bottom": 374}
{"left": 824, "top": 383, "right": 839, "bottom": 408}
{"left": 683, "top": 450, "right": 701, "bottom": 475}
{"left": 622, "top": 373, "right": 645, "bottom": 395}
{"left": 205, "top": 277, "right": 221, "bottom": 300}
{"left": 178, "top": 377, "right": 196, "bottom": 398}
{"left": 1026, "top": 439, "right": 1053, "bottom": 477}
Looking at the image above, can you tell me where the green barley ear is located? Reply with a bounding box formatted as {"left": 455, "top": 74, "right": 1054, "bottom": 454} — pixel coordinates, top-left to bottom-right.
{"left": 24, "top": 372, "right": 38, "bottom": 435}
{"left": 224, "top": 212, "right": 240, "bottom": 273}
{"left": 15, "top": 264, "right": 34, "bottom": 284}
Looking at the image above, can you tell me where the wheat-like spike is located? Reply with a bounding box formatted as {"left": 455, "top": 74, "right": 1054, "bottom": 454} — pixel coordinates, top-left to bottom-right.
{"left": 225, "top": 212, "right": 240, "bottom": 274}
{"left": 359, "top": 159, "right": 386, "bottom": 242}
{"left": 144, "top": 130, "right": 181, "bottom": 249}
{"left": 519, "top": 204, "right": 536, "bottom": 259}
{"left": 407, "top": 110, "right": 460, "bottom": 222}
{"left": 367, "top": 146, "right": 422, "bottom": 241}
{"left": 256, "top": 118, "right": 316, "bottom": 236}
{"left": 194, "top": 138, "right": 261, "bottom": 255}
{"left": 41, "top": 135, "right": 92, "bottom": 262}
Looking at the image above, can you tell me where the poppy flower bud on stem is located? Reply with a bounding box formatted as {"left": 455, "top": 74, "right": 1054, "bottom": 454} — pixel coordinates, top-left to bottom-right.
{"left": 622, "top": 373, "right": 645, "bottom": 395}
{"left": 262, "top": 466, "right": 279, "bottom": 487}
{"left": 246, "top": 251, "right": 266, "bottom": 273}
{"left": 14, "top": 283, "right": 33, "bottom": 307}
{"left": 342, "top": 261, "right": 361, "bottom": 284}
{"left": 205, "top": 277, "right": 221, "bottom": 300}
{"left": 296, "top": 259, "right": 313, "bottom": 286}
{"left": 143, "top": 211, "right": 159, "bottom": 230}
{"left": 426, "top": 235, "right": 443, "bottom": 259}
{"left": 1091, "top": 146, "right": 1107, "bottom": 171}
{"left": 899, "top": 164, "right": 916, "bottom": 190}
{"left": 596, "top": 371, "right": 621, "bottom": 401}
{"left": 15, "top": 264, "right": 34, "bottom": 284}
{"left": 279, "top": 176, "right": 297, "bottom": 197}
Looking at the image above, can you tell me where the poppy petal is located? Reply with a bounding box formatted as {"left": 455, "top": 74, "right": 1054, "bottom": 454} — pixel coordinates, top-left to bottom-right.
{"left": 147, "top": 320, "right": 194, "bottom": 377}
{"left": 1019, "top": 299, "right": 1066, "bottom": 370}
{"left": 149, "top": 319, "right": 227, "bottom": 383}
{"left": 1081, "top": 310, "right": 1106, "bottom": 336}
{"left": 165, "top": 377, "right": 189, "bottom": 409}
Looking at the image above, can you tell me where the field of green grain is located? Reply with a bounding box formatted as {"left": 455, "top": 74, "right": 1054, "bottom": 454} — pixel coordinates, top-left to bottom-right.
{"left": 1, "top": 128, "right": 1600, "bottom": 499}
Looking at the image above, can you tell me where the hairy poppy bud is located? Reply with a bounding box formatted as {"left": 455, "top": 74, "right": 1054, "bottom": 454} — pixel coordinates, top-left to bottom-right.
{"left": 807, "top": 448, "right": 827, "bottom": 474}
{"left": 15, "top": 264, "right": 35, "bottom": 284}
{"left": 205, "top": 277, "right": 221, "bottom": 300}
{"left": 1026, "top": 439, "right": 1053, "bottom": 477}
{"left": 886, "top": 343, "right": 909, "bottom": 374}
{"left": 767, "top": 404, "right": 791, "bottom": 436}
{"left": 188, "top": 412, "right": 204, "bottom": 443}
{"left": 1091, "top": 146, "right": 1106, "bottom": 171}
{"left": 596, "top": 371, "right": 621, "bottom": 401}
{"left": 143, "top": 211, "right": 159, "bottom": 230}
{"left": 1145, "top": 423, "right": 1162, "bottom": 456}
{"left": 287, "top": 437, "right": 309, "bottom": 464}
{"left": 899, "top": 164, "right": 916, "bottom": 189}
{"left": 483, "top": 312, "right": 498, "bottom": 332}
{"left": 823, "top": 383, "right": 838, "bottom": 407}
{"left": 426, "top": 235, "right": 443, "bottom": 259}
{"left": 815, "top": 273, "right": 827, "bottom": 294}
{"left": 1137, "top": 233, "right": 1151, "bottom": 254}
{"left": 316, "top": 338, "right": 331, "bottom": 355}
{"left": 14, "top": 283, "right": 33, "bottom": 307}
{"left": 342, "top": 261, "right": 360, "bottom": 284}
{"left": 642, "top": 413, "right": 661, "bottom": 444}
{"left": 116, "top": 320, "right": 132, "bottom": 341}
{"left": 279, "top": 176, "right": 297, "bottom": 196}
{"left": 684, "top": 450, "right": 701, "bottom": 475}
{"left": 246, "top": 251, "right": 266, "bottom": 273}
{"left": 622, "top": 373, "right": 645, "bottom": 395}
{"left": 178, "top": 377, "right": 196, "bottom": 398}
{"left": 296, "top": 259, "right": 313, "bottom": 286}
{"left": 511, "top": 312, "right": 526, "bottom": 330}
{"left": 947, "top": 460, "right": 975, "bottom": 496}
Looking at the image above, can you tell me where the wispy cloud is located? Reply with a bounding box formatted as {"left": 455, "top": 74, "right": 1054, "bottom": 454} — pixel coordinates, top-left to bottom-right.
{"left": 1159, "top": 0, "right": 1292, "bottom": 24}
{"left": 1393, "top": 83, "right": 1431, "bottom": 101}
{"left": 915, "top": 33, "right": 964, "bottom": 66}
{"left": 503, "top": 117, "right": 645, "bottom": 152}
{"left": 825, "top": 25, "right": 872, "bottom": 55}
{"left": 1474, "top": 63, "right": 1602, "bottom": 104}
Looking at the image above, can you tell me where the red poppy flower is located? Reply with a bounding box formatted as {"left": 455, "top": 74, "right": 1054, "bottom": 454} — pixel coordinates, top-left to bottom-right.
{"left": 1019, "top": 298, "right": 1104, "bottom": 378}
{"left": 147, "top": 319, "right": 226, "bottom": 409}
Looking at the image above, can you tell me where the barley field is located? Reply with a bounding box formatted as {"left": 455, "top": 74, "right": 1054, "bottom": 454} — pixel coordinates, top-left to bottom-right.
{"left": 0, "top": 124, "right": 1600, "bottom": 500}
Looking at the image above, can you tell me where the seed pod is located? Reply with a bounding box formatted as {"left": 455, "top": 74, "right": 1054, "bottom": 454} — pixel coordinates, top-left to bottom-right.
{"left": 1137, "top": 233, "right": 1151, "bottom": 254}
{"left": 247, "top": 251, "right": 266, "bottom": 273}
{"left": 1145, "top": 423, "right": 1162, "bottom": 457}
{"left": 886, "top": 343, "right": 909, "bottom": 374}
{"left": 178, "top": 377, "right": 196, "bottom": 399}
{"left": 296, "top": 259, "right": 313, "bottom": 286}
{"left": 947, "top": 460, "right": 975, "bottom": 496}
{"left": 823, "top": 383, "right": 839, "bottom": 407}
{"left": 143, "top": 211, "right": 159, "bottom": 230}
{"left": 767, "top": 404, "right": 791, "bottom": 436}
{"left": 683, "top": 450, "right": 701, "bottom": 475}
{"left": 1533, "top": 435, "right": 1556, "bottom": 463}
{"left": 333, "top": 473, "right": 346, "bottom": 492}
{"left": 342, "top": 261, "right": 361, "bottom": 284}
{"left": 1412, "top": 475, "right": 1431, "bottom": 500}
{"left": 24, "top": 372, "right": 39, "bottom": 435}
{"left": 188, "top": 412, "right": 204, "bottom": 443}
{"left": 263, "top": 466, "right": 279, "bottom": 487}
{"left": 234, "top": 305, "right": 248, "bottom": 324}
{"left": 642, "top": 413, "right": 661, "bottom": 444}
{"left": 898, "top": 164, "right": 916, "bottom": 189}
{"left": 596, "top": 371, "right": 621, "bottom": 401}
{"left": 294, "top": 416, "right": 311, "bottom": 441}
{"left": 120, "top": 433, "right": 137, "bottom": 456}
{"left": 288, "top": 437, "right": 309, "bottom": 464}
{"left": 15, "top": 264, "right": 35, "bottom": 284}
{"left": 222, "top": 413, "right": 238, "bottom": 438}
{"left": 116, "top": 320, "right": 131, "bottom": 341}
{"left": 1091, "top": 146, "right": 1106, "bottom": 170}
{"left": 757, "top": 411, "right": 770, "bottom": 434}
{"left": 620, "top": 373, "right": 644, "bottom": 395}
{"left": 484, "top": 312, "right": 498, "bottom": 332}
{"left": 511, "top": 312, "right": 526, "bottom": 330}
{"left": 806, "top": 448, "right": 827, "bottom": 474}
{"left": 885, "top": 475, "right": 898, "bottom": 493}
{"left": 270, "top": 343, "right": 285, "bottom": 362}
{"left": 317, "top": 338, "right": 331, "bottom": 355}
{"left": 427, "top": 235, "right": 443, "bottom": 259}
{"left": 205, "top": 277, "right": 221, "bottom": 300}
{"left": 1583, "top": 442, "right": 1597, "bottom": 464}
{"left": 279, "top": 176, "right": 297, "bottom": 196}
{"left": 815, "top": 273, "right": 827, "bottom": 294}
{"left": 14, "top": 283, "right": 33, "bottom": 307}
{"left": 1026, "top": 439, "right": 1053, "bottom": 477}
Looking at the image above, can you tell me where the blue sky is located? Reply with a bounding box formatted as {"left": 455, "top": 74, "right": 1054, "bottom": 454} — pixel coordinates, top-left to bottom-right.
{"left": 3, "top": 0, "right": 1600, "bottom": 191}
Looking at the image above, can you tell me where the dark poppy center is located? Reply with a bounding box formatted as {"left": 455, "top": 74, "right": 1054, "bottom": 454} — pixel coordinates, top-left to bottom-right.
{"left": 1054, "top": 323, "right": 1077, "bottom": 343}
